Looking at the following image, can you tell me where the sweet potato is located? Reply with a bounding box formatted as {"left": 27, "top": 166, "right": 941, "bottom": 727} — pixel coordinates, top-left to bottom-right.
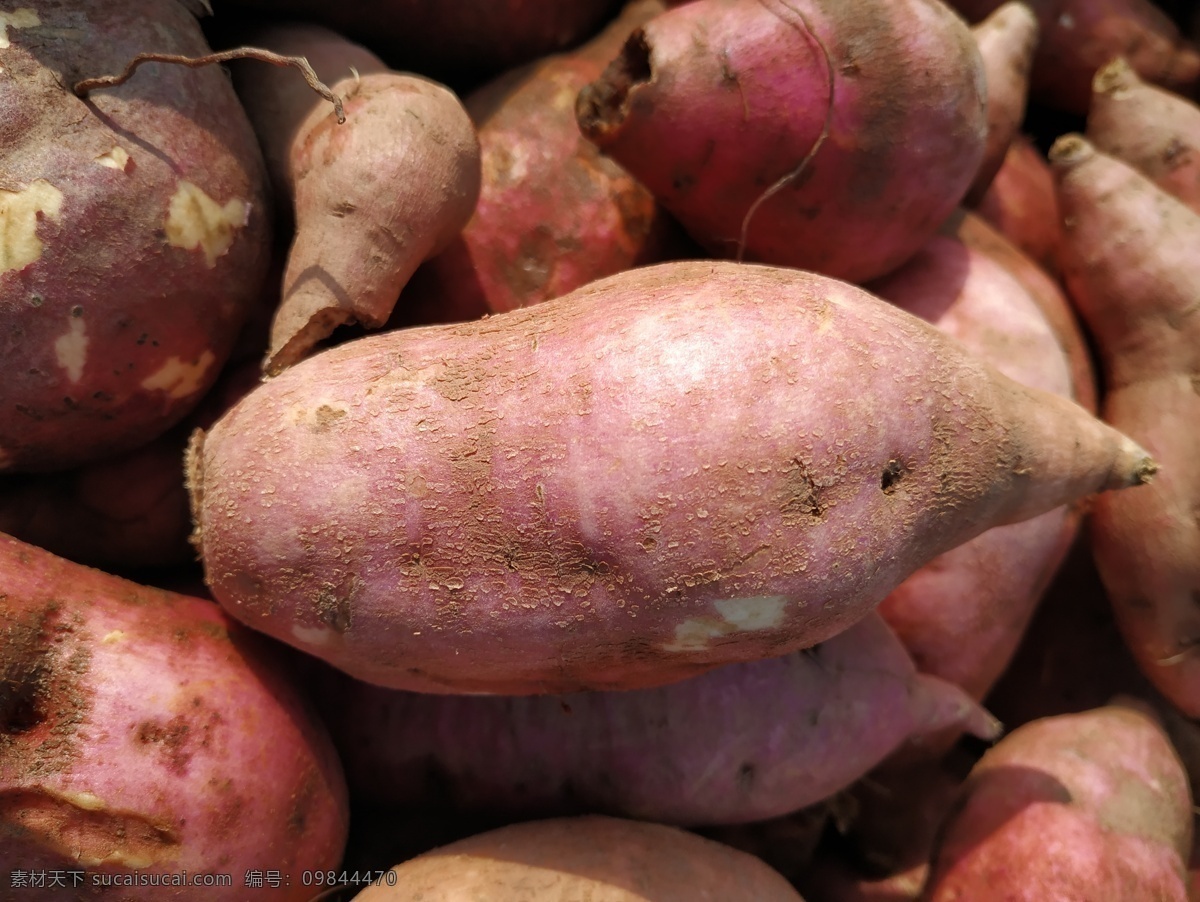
{"left": 868, "top": 233, "right": 1076, "bottom": 702}
{"left": 1052, "top": 136, "right": 1200, "bottom": 718}
{"left": 227, "top": 23, "right": 481, "bottom": 374}
{"left": 399, "top": 0, "right": 685, "bottom": 318}
{"left": 971, "top": 135, "right": 1063, "bottom": 278}
{"left": 1088, "top": 57, "right": 1200, "bottom": 214}
{"left": 965, "top": 2, "right": 1038, "bottom": 205}
{"left": 0, "top": 533, "right": 349, "bottom": 899}
{"left": 948, "top": 0, "right": 1200, "bottom": 113}
{"left": 574, "top": 0, "right": 987, "bottom": 283}
{"left": 317, "top": 612, "right": 996, "bottom": 825}
{"left": 354, "top": 815, "right": 803, "bottom": 901}
{"left": 924, "top": 702, "right": 1193, "bottom": 900}
{"left": 187, "top": 260, "right": 1154, "bottom": 693}
{"left": 0, "top": 0, "right": 271, "bottom": 472}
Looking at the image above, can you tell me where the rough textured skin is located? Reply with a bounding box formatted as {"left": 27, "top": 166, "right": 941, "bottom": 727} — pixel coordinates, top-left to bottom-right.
{"left": 1088, "top": 58, "right": 1200, "bottom": 215}
{"left": 924, "top": 704, "right": 1193, "bottom": 901}
{"left": 1053, "top": 137, "right": 1200, "bottom": 718}
{"left": 0, "top": 0, "right": 271, "bottom": 472}
{"left": 949, "top": 0, "right": 1200, "bottom": 113}
{"left": 317, "top": 612, "right": 997, "bottom": 825}
{"left": 355, "top": 815, "right": 804, "bottom": 901}
{"left": 965, "top": 2, "right": 1038, "bottom": 205}
{"left": 229, "top": 24, "right": 481, "bottom": 374}
{"left": 971, "top": 135, "right": 1063, "bottom": 278}
{"left": 211, "top": 0, "right": 622, "bottom": 88}
{"left": 575, "top": 0, "right": 987, "bottom": 283}
{"left": 870, "top": 234, "right": 1076, "bottom": 702}
{"left": 188, "top": 260, "right": 1154, "bottom": 693}
{"left": 0, "top": 533, "right": 349, "bottom": 900}
{"left": 401, "top": 0, "right": 686, "bottom": 318}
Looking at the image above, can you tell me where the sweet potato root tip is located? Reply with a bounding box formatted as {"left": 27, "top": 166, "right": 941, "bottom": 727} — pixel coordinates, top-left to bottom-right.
{"left": 576, "top": 29, "right": 653, "bottom": 139}
{"left": 1048, "top": 133, "right": 1093, "bottom": 167}
{"left": 1093, "top": 56, "right": 1138, "bottom": 97}
{"left": 74, "top": 49, "right": 346, "bottom": 124}
{"left": 265, "top": 307, "right": 357, "bottom": 377}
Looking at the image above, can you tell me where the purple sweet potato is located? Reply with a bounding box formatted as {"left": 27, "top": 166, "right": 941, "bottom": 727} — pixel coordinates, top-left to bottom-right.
{"left": 869, "top": 233, "right": 1077, "bottom": 702}
{"left": 1088, "top": 57, "right": 1200, "bottom": 214}
{"left": 1052, "top": 136, "right": 1200, "bottom": 718}
{"left": 355, "top": 815, "right": 803, "bottom": 902}
{"left": 574, "top": 0, "right": 987, "bottom": 283}
{"left": 317, "top": 612, "right": 996, "bottom": 825}
{"left": 0, "top": 0, "right": 271, "bottom": 473}
{"left": 0, "top": 533, "right": 349, "bottom": 900}
{"left": 966, "top": 1, "right": 1039, "bottom": 205}
{"left": 924, "top": 702, "right": 1193, "bottom": 900}
{"left": 227, "top": 23, "right": 481, "bottom": 374}
{"left": 187, "top": 260, "right": 1154, "bottom": 694}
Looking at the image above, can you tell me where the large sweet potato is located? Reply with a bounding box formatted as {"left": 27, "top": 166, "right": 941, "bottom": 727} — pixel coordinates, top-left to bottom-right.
{"left": 0, "top": 0, "right": 270, "bottom": 473}
{"left": 0, "top": 533, "right": 348, "bottom": 900}
{"left": 188, "top": 260, "right": 1154, "bottom": 693}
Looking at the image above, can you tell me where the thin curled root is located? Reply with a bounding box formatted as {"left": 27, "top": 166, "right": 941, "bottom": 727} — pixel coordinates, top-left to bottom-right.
{"left": 74, "top": 48, "right": 346, "bottom": 124}
{"left": 736, "top": 0, "right": 835, "bottom": 262}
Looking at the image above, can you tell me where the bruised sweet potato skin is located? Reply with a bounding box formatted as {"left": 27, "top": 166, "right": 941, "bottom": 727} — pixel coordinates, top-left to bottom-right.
{"left": 318, "top": 612, "right": 994, "bottom": 826}
{"left": 0, "top": 533, "right": 348, "bottom": 900}
{"left": 0, "top": 0, "right": 270, "bottom": 473}
{"left": 575, "top": 0, "right": 987, "bottom": 283}
{"left": 188, "top": 260, "right": 1152, "bottom": 694}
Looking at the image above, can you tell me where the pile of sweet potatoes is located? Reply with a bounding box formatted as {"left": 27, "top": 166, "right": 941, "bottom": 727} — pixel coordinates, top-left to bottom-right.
{"left": 2, "top": 0, "right": 1199, "bottom": 898}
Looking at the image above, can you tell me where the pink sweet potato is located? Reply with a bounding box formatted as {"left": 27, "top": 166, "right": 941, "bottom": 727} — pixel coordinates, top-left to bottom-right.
{"left": 1088, "top": 57, "right": 1200, "bottom": 214}
{"left": 187, "top": 260, "right": 1154, "bottom": 694}
{"left": 0, "top": 533, "right": 349, "bottom": 900}
{"left": 1052, "top": 136, "right": 1200, "bottom": 718}
{"left": 317, "top": 612, "right": 996, "bottom": 826}
{"left": 965, "top": 2, "right": 1039, "bottom": 205}
{"left": 0, "top": 0, "right": 271, "bottom": 473}
{"left": 574, "top": 0, "right": 987, "bottom": 283}
{"left": 400, "top": 0, "right": 686, "bottom": 318}
{"left": 948, "top": 0, "right": 1200, "bottom": 113}
{"left": 228, "top": 23, "right": 481, "bottom": 373}
{"left": 924, "top": 702, "right": 1193, "bottom": 900}
{"left": 355, "top": 815, "right": 803, "bottom": 901}
{"left": 869, "top": 233, "right": 1077, "bottom": 702}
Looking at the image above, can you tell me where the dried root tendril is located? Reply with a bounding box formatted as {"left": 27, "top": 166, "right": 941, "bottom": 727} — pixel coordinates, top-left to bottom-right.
{"left": 74, "top": 48, "right": 346, "bottom": 124}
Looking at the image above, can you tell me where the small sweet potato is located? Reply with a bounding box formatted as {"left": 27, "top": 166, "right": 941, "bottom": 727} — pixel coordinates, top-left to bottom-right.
{"left": 355, "top": 815, "right": 803, "bottom": 901}
{"left": 0, "top": 0, "right": 271, "bottom": 472}
{"left": 188, "top": 260, "right": 1154, "bottom": 693}
{"left": 0, "top": 533, "right": 349, "bottom": 900}
{"left": 924, "top": 702, "right": 1193, "bottom": 900}
{"left": 575, "top": 0, "right": 987, "bottom": 283}
{"left": 317, "top": 612, "right": 996, "bottom": 826}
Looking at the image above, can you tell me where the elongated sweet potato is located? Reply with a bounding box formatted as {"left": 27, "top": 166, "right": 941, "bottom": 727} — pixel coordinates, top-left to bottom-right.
{"left": 924, "top": 702, "right": 1193, "bottom": 900}
{"left": 575, "top": 0, "right": 987, "bottom": 283}
{"left": 318, "top": 612, "right": 996, "bottom": 825}
{"left": 1052, "top": 136, "right": 1200, "bottom": 718}
{"left": 1088, "top": 57, "right": 1200, "bottom": 214}
{"left": 0, "top": 0, "right": 271, "bottom": 472}
{"left": 0, "top": 533, "right": 349, "bottom": 900}
{"left": 971, "top": 135, "right": 1063, "bottom": 278}
{"left": 355, "top": 815, "right": 803, "bottom": 901}
{"left": 227, "top": 23, "right": 481, "bottom": 374}
{"left": 188, "top": 260, "right": 1154, "bottom": 694}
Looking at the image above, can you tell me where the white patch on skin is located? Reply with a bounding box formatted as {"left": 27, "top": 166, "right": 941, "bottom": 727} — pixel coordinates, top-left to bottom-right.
{"left": 292, "top": 623, "right": 335, "bottom": 646}
{"left": 54, "top": 314, "right": 88, "bottom": 383}
{"left": 101, "top": 630, "right": 126, "bottom": 644}
{"left": 164, "top": 181, "right": 248, "bottom": 267}
{"left": 0, "top": 179, "right": 63, "bottom": 273}
{"left": 140, "top": 350, "right": 215, "bottom": 400}
{"left": 0, "top": 8, "right": 39, "bottom": 49}
{"left": 95, "top": 146, "right": 131, "bottom": 171}
{"left": 663, "top": 596, "right": 789, "bottom": 652}
{"left": 59, "top": 790, "right": 105, "bottom": 812}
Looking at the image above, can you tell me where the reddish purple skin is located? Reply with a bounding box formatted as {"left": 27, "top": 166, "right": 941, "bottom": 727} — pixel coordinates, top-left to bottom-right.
{"left": 0, "top": 534, "right": 348, "bottom": 900}
{"left": 190, "top": 260, "right": 1147, "bottom": 694}
{"left": 0, "top": 0, "right": 271, "bottom": 472}
{"left": 319, "top": 612, "right": 994, "bottom": 825}
{"left": 576, "top": 0, "right": 987, "bottom": 283}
